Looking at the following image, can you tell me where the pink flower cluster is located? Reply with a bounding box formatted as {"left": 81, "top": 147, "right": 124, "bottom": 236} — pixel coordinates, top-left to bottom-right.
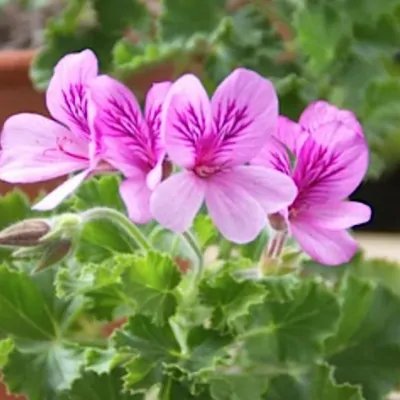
{"left": 0, "top": 50, "right": 371, "bottom": 264}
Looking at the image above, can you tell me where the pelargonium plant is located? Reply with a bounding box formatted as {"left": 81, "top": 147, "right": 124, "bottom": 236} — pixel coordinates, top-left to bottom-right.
{"left": 0, "top": 49, "right": 398, "bottom": 400}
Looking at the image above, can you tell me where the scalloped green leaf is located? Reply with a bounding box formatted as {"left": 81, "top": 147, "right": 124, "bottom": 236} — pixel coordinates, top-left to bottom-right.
{"left": 199, "top": 273, "right": 266, "bottom": 331}
{"left": 159, "top": 0, "right": 227, "bottom": 42}
{"left": 116, "top": 252, "right": 181, "bottom": 325}
{"left": 60, "top": 368, "right": 140, "bottom": 400}
{"left": 0, "top": 267, "right": 87, "bottom": 399}
{"left": 265, "top": 363, "right": 364, "bottom": 400}
{"left": 235, "top": 278, "right": 340, "bottom": 364}
{"left": 327, "top": 275, "right": 400, "bottom": 400}
{"left": 114, "top": 315, "right": 180, "bottom": 361}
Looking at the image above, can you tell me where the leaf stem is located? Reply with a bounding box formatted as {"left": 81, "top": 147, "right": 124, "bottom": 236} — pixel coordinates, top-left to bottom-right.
{"left": 181, "top": 231, "right": 203, "bottom": 279}
{"left": 81, "top": 207, "right": 152, "bottom": 251}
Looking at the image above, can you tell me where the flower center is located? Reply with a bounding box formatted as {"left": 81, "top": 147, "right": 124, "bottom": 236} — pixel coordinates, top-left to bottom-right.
{"left": 288, "top": 207, "right": 298, "bottom": 220}
{"left": 194, "top": 164, "right": 221, "bottom": 178}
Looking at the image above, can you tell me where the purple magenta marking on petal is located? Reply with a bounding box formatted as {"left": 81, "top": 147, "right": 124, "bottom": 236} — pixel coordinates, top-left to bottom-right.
{"left": 292, "top": 141, "right": 346, "bottom": 212}
{"left": 146, "top": 103, "right": 162, "bottom": 136}
{"left": 213, "top": 99, "right": 251, "bottom": 143}
{"left": 43, "top": 136, "right": 89, "bottom": 162}
{"left": 172, "top": 103, "right": 208, "bottom": 148}
{"left": 61, "top": 84, "right": 90, "bottom": 137}
{"left": 103, "top": 97, "right": 157, "bottom": 166}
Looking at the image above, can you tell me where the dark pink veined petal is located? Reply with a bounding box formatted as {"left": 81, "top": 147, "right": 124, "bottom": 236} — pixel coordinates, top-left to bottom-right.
{"left": 145, "top": 81, "right": 172, "bottom": 138}
{"left": 252, "top": 116, "right": 308, "bottom": 175}
{"left": 210, "top": 68, "right": 278, "bottom": 167}
{"left": 297, "top": 201, "right": 371, "bottom": 230}
{"left": 223, "top": 165, "right": 297, "bottom": 214}
{"left": 46, "top": 49, "right": 98, "bottom": 140}
{"left": 299, "top": 101, "right": 364, "bottom": 143}
{"left": 293, "top": 130, "right": 368, "bottom": 204}
{"left": 88, "top": 75, "right": 157, "bottom": 178}
{"left": 120, "top": 177, "right": 152, "bottom": 224}
{"left": 162, "top": 74, "right": 212, "bottom": 168}
{"left": 150, "top": 171, "right": 206, "bottom": 232}
{"left": 32, "top": 169, "right": 91, "bottom": 211}
{"left": 0, "top": 113, "right": 89, "bottom": 183}
{"left": 290, "top": 220, "right": 358, "bottom": 266}
{"left": 204, "top": 172, "right": 267, "bottom": 243}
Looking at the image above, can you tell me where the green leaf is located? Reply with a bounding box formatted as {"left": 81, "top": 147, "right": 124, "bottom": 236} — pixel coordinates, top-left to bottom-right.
{"left": 193, "top": 215, "right": 218, "bottom": 249}
{"left": 235, "top": 278, "right": 340, "bottom": 364}
{"left": 349, "top": 257, "right": 400, "bottom": 297}
{"left": 327, "top": 275, "right": 400, "bottom": 400}
{"left": 173, "top": 327, "right": 232, "bottom": 377}
{"left": 5, "top": 341, "right": 86, "bottom": 400}
{"left": 61, "top": 368, "right": 139, "bottom": 400}
{"left": 114, "top": 314, "right": 180, "bottom": 361}
{"left": 85, "top": 347, "right": 121, "bottom": 375}
{"left": 0, "top": 267, "right": 87, "bottom": 399}
{"left": 0, "top": 338, "right": 14, "bottom": 368}
{"left": 122, "top": 356, "right": 163, "bottom": 394}
{"left": 68, "top": 175, "right": 124, "bottom": 212}
{"left": 55, "top": 258, "right": 130, "bottom": 320}
{"left": 30, "top": 0, "right": 151, "bottom": 89}
{"left": 159, "top": 0, "right": 227, "bottom": 42}
{"left": 0, "top": 190, "right": 32, "bottom": 261}
{"left": 199, "top": 273, "right": 266, "bottom": 331}
{"left": 117, "top": 252, "right": 181, "bottom": 325}
{"left": 265, "top": 363, "right": 364, "bottom": 400}
{"left": 210, "top": 373, "right": 269, "bottom": 400}
{"left": 0, "top": 266, "right": 57, "bottom": 340}
{"left": 294, "top": 4, "right": 351, "bottom": 73}
{"left": 94, "top": 0, "right": 151, "bottom": 33}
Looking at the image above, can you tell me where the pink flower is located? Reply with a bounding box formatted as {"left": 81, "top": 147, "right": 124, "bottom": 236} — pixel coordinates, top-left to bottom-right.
{"left": 0, "top": 49, "right": 105, "bottom": 210}
{"left": 252, "top": 101, "right": 372, "bottom": 265}
{"left": 87, "top": 75, "right": 172, "bottom": 223}
{"left": 150, "top": 68, "right": 297, "bottom": 243}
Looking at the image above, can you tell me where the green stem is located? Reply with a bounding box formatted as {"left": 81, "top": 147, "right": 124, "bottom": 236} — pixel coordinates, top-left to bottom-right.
{"left": 181, "top": 231, "right": 203, "bottom": 278}
{"left": 81, "top": 207, "right": 152, "bottom": 251}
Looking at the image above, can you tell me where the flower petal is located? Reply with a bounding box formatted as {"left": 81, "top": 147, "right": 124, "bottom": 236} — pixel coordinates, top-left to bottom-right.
{"left": 0, "top": 113, "right": 89, "bottom": 183}
{"left": 151, "top": 171, "right": 205, "bottom": 232}
{"left": 210, "top": 68, "right": 278, "bottom": 166}
{"left": 297, "top": 201, "right": 371, "bottom": 230}
{"left": 252, "top": 116, "right": 308, "bottom": 175}
{"left": 225, "top": 165, "right": 297, "bottom": 214}
{"left": 145, "top": 81, "right": 172, "bottom": 138}
{"left": 293, "top": 132, "right": 368, "bottom": 202}
{"left": 120, "top": 177, "right": 152, "bottom": 224}
{"left": 162, "top": 74, "right": 212, "bottom": 168}
{"left": 88, "top": 75, "right": 153, "bottom": 177}
{"left": 205, "top": 172, "right": 267, "bottom": 243}
{"left": 290, "top": 221, "right": 358, "bottom": 266}
{"left": 299, "top": 100, "right": 363, "bottom": 138}
{"left": 32, "top": 169, "right": 91, "bottom": 211}
{"left": 46, "top": 49, "right": 98, "bottom": 139}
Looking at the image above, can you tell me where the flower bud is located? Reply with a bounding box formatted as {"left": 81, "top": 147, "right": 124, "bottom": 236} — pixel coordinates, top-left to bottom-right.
{"left": 268, "top": 212, "right": 288, "bottom": 232}
{"left": 34, "top": 238, "right": 73, "bottom": 272}
{"left": 0, "top": 219, "right": 51, "bottom": 247}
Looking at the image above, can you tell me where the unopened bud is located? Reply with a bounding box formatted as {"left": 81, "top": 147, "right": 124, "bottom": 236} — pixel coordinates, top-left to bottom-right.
{"left": 268, "top": 213, "right": 288, "bottom": 232}
{"left": 34, "top": 238, "right": 73, "bottom": 272}
{"left": 162, "top": 159, "right": 173, "bottom": 180}
{"left": 0, "top": 219, "right": 51, "bottom": 247}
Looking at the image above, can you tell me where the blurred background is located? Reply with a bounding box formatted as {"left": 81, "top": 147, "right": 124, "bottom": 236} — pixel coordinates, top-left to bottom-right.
{"left": 0, "top": 0, "right": 399, "bottom": 259}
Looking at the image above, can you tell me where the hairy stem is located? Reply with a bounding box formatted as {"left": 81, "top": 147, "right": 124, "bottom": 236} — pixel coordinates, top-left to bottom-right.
{"left": 82, "top": 207, "right": 152, "bottom": 251}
